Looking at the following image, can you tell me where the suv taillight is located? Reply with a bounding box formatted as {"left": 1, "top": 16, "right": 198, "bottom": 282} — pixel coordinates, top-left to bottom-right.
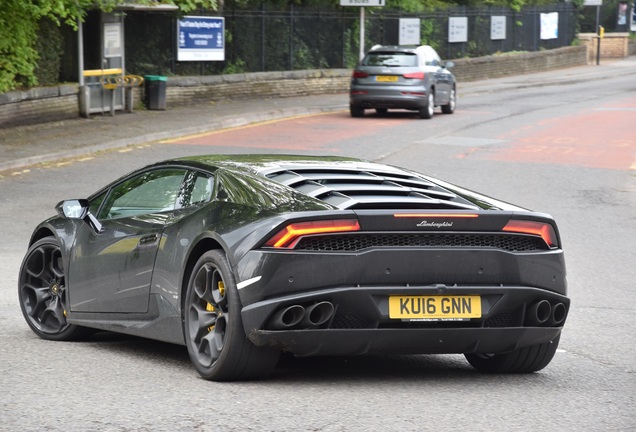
{"left": 403, "top": 72, "right": 425, "bottom": 79}
{"left": 352, "top": 71, "right": 369, "bottom": 79}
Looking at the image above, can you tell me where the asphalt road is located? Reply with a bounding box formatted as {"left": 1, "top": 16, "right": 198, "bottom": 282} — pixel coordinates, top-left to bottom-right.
{"left": 1, "top": 74, "right": 635, "bottom": 431}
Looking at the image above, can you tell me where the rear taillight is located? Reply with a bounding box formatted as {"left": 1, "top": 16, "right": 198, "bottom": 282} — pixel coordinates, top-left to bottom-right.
{"left": 502, "top": 220, "right": 558, "bottom": 248}
{"left": 403, "top": 72, "right": 425, "bottom": 79}
{"left": 352, "top": 71, "right": 369, "bottom": 79}
{"left": 264, "top": 219, "right": 361, "bottom": 249}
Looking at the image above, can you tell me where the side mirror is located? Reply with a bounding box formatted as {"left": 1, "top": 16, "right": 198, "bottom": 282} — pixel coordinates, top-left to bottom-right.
{"left": 56, "top": 199, "right": 102, "bottom": 233}
{"left": 444, "top": 61, "right": 455, "bottom": 69}
{"left": 56, "top": 199, "right": 89, "bottom": 219}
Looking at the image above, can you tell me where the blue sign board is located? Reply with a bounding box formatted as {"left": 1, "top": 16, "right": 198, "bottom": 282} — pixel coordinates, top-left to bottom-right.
{"left": 178, "top": 16, "right": 225, "bottom": 61}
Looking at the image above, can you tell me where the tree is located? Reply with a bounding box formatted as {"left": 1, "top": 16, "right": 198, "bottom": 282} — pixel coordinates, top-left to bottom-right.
{"left": 0, "top": 0, "right": 218, "bottom": 93}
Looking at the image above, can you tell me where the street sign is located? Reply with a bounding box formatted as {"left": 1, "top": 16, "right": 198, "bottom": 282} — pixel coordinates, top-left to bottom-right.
{"left": 491, "top": 16, "right": 506, "bottom": 40}
{"left": 177, "top": 16, "right": 225, "bottom": 61}
{"left": 448, "top": 17, "right": 468, "bottom": 43}
{"left": 399, "top": 18, "right": 420, "bottom": 45}
{"left": 340, "top": 0, "right": 385, "bottom": 6}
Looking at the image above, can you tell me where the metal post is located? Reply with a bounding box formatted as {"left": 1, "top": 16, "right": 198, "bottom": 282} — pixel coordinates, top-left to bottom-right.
{"left": 596, "top": 5, "right": 600, "bottom": 30}
{"left": 77, "top": 18, "right": 90, "bottom": 118}
{"left": 359, "top": 7, "right": 365, "bottom": 60}
{"left": 290, "top": 4, "right": 294, "bottom": 69}
{"left": 78, "top": 18, "right": 84, "bottom": 87}
{"left": 596, "top": 25, "right": 602, "bottom": 65}
{"left": 261, "top": 2, "right": 266, "bottom": 71}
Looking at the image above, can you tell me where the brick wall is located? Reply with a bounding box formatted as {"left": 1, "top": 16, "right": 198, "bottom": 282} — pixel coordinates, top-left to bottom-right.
{"left": 579, "top": 33, "right": 631, "bottom": 62}
{"left": 164, "top": 70, "right": 351, "bottom": 106}
{"left": 450, "top": 46, "right": 587, "bottom": 82}
{"left": 0, "top": 46, "right": 590, "bottom": 128}
{"left": 0, "top": 84, "right": 79, "bottom": 128}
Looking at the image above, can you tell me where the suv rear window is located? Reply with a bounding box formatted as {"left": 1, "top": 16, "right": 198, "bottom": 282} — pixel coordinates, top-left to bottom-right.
{"left": 362, "top": 52, "right": 417, "bottom": 67}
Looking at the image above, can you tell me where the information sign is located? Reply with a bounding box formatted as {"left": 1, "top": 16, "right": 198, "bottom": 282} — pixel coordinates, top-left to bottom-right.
{"left": 103, "top": 23, "right": 122, "bottom": 58}
{"left": 540, "top": 12, "right": 559, "bottom": 40}
{"left": 399, "top": 18, "right": 420, "bottom": 45}
{"left": 491, "top": 16, "right": 506, "bottom": 40}
{"left": 448, "top": 17, "right": 468, "bottom": 43}
{"left": 340, "top": 0, "right": 385, "bottom": 5}
{"left": 178, "top": 16, "right": 225, "bottom": 61}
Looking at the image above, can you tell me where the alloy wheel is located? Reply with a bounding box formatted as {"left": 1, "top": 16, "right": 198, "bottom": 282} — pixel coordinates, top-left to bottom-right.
{"left": 19, "top": 240, "right": 70, "bottom": 334}
{"left": 187, "top": 262, "right": 229, "bottom": 367}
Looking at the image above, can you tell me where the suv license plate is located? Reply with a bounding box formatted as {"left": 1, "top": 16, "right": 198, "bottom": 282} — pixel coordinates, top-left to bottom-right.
{"left": 376, "top": 75, "right": 398, "bottom": 82}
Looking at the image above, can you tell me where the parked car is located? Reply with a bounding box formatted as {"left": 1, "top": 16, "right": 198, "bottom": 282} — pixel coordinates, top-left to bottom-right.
{"left": 350, "top": 45, "right": 456, "bottom": 119}
{"left": 19, "top": 155, "right": 568, "bottom": 381}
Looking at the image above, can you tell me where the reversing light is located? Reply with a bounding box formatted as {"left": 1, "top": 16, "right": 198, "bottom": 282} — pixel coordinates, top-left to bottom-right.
{"left": 403, "top": 72, "right": 425, "bottom": 79}
{"left": 265, "top": 219, "right": 361, "bottom": 249}
{"left": 502, "top": 220, "right": 558, "bottom": 248}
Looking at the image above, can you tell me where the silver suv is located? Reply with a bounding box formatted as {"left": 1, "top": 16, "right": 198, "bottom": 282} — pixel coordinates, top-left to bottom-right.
{"left": 349, "top": 45, "right": 456, "bottom": 119}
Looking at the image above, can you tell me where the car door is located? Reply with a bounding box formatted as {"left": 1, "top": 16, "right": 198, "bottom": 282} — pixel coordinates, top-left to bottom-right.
{"left": 68, "top": 168, "right": 188, "bottom": 313}
{"left": 424, "top": 47, "right": 451, "bottom": 103}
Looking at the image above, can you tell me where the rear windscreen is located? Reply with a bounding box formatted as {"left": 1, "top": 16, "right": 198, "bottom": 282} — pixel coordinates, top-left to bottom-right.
{"left": 362, "top": 52, "right": 417, "bottom": 67}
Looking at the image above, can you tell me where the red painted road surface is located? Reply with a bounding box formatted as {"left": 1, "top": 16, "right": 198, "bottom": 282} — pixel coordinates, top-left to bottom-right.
{"left": 167, "top": 96, "right": 636, "bottom": 171}
{"left": 167, "top": 112, "right": 410, "bottom": 152}
{"left": 488, "top": 94, "right": 636, "bottom": 170}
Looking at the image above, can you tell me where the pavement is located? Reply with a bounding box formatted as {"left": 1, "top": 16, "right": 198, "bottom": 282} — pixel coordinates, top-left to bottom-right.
{"left": 1, "top": 56, "right": 635, "bottom": 174}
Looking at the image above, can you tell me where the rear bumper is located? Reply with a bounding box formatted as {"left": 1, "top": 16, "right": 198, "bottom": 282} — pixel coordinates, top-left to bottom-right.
{"left": 350, "top": 93, "right": 427, "bottom": 110}
{"left": 236, "top": 246, "right": 568, "bottom": 356}
{"left": 240, "top": 284, "right": 569, "bottom": 356}
{"left": 248, "top": 327, "right": 562, "bottom": 356}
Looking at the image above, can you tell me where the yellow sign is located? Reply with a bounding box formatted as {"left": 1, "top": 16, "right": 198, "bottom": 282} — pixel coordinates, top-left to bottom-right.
{"left": 376, "top": 75, "right": 398, "bottom": 82}
{"left": 389, "top": 295, "right": 481, "bottom": 320}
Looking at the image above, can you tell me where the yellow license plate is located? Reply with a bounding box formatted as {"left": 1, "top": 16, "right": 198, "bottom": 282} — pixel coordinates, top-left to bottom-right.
{"left": 376, "top": 75, "right": 398, "bottom": 82}
{"left": 389, "top": 295, "right": 481, "bottom": 320}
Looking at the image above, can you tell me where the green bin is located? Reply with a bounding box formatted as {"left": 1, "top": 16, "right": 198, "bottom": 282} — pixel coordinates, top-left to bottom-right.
{"left": 144, "top": 75, "right": 167, "bottom": 110}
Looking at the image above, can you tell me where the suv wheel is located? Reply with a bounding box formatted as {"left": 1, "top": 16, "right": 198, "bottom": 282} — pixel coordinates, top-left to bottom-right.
{"left": 419, "top": 91, "right": 434, "bottom": 119}
{"left": 441, "top": 86, "right": 456, "bottom": 114}
{"left": 350, "top": 105, "right": 364, "bottom": 118}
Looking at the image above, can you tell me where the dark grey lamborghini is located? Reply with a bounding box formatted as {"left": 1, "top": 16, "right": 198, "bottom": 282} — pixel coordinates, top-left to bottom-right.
{"left": 19, "top": 155, "right": 569, "bottom": 381}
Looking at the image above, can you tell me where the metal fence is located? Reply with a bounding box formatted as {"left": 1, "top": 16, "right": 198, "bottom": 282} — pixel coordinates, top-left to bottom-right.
{"left": 121, "top": 3, "right": 577, "bottom": 77}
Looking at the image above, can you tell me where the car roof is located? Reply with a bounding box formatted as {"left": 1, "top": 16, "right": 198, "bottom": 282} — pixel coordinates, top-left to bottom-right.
{"left": 160, "top": 154, "right": 483, "bottom": 211}
{"left": 368, "top": 45, "right": 432, "bottom": 54}
{"left": 166, "top": 154, "right": 421, "bottom": 178}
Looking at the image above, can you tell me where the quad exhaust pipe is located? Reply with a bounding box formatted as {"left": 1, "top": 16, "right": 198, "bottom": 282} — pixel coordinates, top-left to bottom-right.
{"left": 268, "top": 305, "right": 305, "bottom": 330}
{"left": 549, "top": 302, "right": 567, "bottom": 326}
{"left": 301, "top": 301, "right": 335, "bottom": 328}
{"left": 527, "top": 300, "right": 567, "bottom": 326}
{"left": 267, "top": 301, "right": 335, "bottom": 330}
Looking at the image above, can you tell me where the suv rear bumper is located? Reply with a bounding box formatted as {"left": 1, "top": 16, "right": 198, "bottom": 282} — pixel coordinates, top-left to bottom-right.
{"left": 350, "top": 93, "right": 427, "bottom": 110}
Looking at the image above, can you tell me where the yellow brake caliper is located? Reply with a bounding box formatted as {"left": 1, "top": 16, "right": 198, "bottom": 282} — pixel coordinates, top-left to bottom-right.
{"left": 206, "top": 280, "right": 226, "bottom": 332}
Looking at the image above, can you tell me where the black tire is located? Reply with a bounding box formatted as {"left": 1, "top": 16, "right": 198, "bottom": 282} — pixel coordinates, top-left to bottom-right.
{"left": 419, "top": 90, "right": 435, "bottom": 119}
{"left": 375, "top": 108, "right": 388, "bottom": 115}
{"left": 18, "top": 237, "right": 91, "bottom": 341}
{"left": 350, "top": 105, "right": 364, "bottom": 118}
{"left": 441, "top": 86, "right": 456, "bottom": 114}
{"left": 465, "top": 335, "right": 561, "bottom": 373}
{"left": 184, "top": 250, "right": 280, "bottom": 381}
